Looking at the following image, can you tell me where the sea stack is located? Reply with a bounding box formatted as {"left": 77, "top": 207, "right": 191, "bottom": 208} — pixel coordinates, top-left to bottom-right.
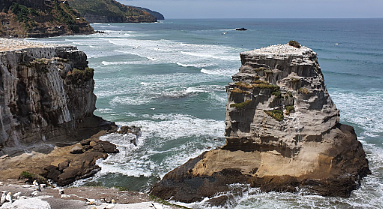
{"left": 151, "top": 43, "right": 370, "bottom": 204}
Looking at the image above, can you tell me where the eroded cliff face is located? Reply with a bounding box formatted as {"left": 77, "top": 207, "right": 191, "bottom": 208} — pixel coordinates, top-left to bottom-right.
{"left": 225, "top": 45, "right": 339, "bottom": 151}
{"left": 0, "top": 41, "right": 110, "bottom": 156}
{"left": 151, "top": 44, "right": 370, "bottom": 205}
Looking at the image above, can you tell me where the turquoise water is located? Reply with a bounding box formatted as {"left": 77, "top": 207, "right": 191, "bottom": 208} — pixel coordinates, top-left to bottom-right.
{"left": 32, "top": 19, "right": 383, "bottom": 208}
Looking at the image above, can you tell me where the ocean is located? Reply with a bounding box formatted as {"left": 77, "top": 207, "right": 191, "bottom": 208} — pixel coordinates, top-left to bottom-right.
{"left": 31, "top": 18, "right": 383, "bottom": 208}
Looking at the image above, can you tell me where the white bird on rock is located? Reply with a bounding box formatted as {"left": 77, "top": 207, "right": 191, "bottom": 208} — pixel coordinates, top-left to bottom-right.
{"left": 1, "top": 191, "right": 6, "bottom": 204}
{"left": 33, "top": 180, "right": 38, "bottom": 186}
{"left": 86, "top": 198, "right": 96, "bottom": 205}
{"left": 31, "top": 191, "right": 39, "bottom": 197}
{"left": 5, "top": 192, "right": 12, "bottom": 203}
{"left": 13, "top": 192, "right": 21, "bottom": 199}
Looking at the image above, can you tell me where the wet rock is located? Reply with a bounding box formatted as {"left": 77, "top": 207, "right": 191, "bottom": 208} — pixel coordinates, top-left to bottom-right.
{"left": 58, "top": 160, "right": 70, "bottom": 171}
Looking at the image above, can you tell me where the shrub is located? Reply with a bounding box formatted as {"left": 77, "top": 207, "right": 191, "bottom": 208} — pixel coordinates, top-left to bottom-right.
{"left": 289, "top": 40, "right": 301, "bottom": 48}
{"left": 271, "top": 90, "right": 281, "bottom": 98}
{"left": 285, "top": 106, "right": 295, "bottom": 115}
{"left": 230, "top": 100, "right": 252, "bottom": 109}
{"left": 230, "top": 88, "right": 250, "bottom": 94}
{"left": 10, "top": 3, "right": 30, "bottom": 23}
{"left": 20, "top": 171, "right": 47, "bottom": 184}
{"left": 235, "top": 81, "right": 253, "bottom": 89}
{"left": 67, "top": 67, "right": 94, "bottom": 83}
{"left": 284, "top": 91, "right": 293, "bottom": 99}
{"left": 264, "top": 110, "right": 284, "bottom": 121}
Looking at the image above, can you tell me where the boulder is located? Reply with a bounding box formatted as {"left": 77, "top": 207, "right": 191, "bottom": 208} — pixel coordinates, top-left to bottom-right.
{"left": 70, "top": 145, "right": 84, "bottom": 154}
{"left": 151, "top": 44, "right": 370, "bottom": 204}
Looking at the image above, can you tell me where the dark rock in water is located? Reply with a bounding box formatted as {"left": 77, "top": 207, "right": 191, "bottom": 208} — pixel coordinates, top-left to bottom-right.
{"left": 41, "top": 138, "right": 117, "bottom": 186}
{"left": 151, "top": 44, "right": 370, "bottom": 204}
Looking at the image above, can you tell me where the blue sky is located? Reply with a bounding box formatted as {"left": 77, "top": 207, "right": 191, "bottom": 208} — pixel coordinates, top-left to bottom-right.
{"left": 121, "top": 0, "right": 383, "bottom": 19}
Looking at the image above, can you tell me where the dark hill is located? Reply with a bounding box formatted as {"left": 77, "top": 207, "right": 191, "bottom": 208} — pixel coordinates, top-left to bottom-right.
{"left": 132, "top": 6, "right": 164, "bottom": 20}
{"left": 67, "top": 0, "right": 161, "bottom": 23}
{"left": 0, "top": 0, "right": 94, "bottom": 38}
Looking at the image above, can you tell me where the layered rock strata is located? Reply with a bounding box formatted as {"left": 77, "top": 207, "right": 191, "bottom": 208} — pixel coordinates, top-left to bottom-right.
{"left": 0, "top": 38, "right": 113, "bottom": 156}
{"left": 151, "top": 44, "right": 370, "bottom": 204}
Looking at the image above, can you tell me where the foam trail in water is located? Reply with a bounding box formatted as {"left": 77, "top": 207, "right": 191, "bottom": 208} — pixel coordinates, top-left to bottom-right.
{"left": 85, "top": 114, "right": 226, "bottom": 180}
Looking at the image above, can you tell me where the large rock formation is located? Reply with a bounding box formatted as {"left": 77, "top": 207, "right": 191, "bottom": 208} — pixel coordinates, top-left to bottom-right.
{"left": 151, "top": 43, "right": 370, "bottom": 205}
{"left": 0, "top": 38, "right": 113, "bottom": 156}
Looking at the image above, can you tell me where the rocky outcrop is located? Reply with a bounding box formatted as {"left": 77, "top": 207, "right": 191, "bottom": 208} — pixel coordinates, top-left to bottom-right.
{"left": 42, "top": 133, "right": 118, "bottom": 186}
{"left": 0, "top": 38, "right": 114, "bottom": 156}
{"left": 132, "top": 7, "right": 165, "bottom": 20}
{"left": 151, "top": 44, "right": 370, "bottom": 205}
{"left": 0, "top": 128, "right": 142, "bottom": 186}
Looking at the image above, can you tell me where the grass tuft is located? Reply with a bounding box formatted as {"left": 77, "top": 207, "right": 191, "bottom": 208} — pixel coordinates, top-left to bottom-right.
{"left": 289, "top": 40, "right": 301, "bottom": 48}
{"left": 298, "top": 87, "right": 309, "bottom": 94}
{"left": 264, "top": 110, "right": 284, "bottom": 121}
{"left": 230, "top": 88, "right": 250, "bottom": 94}
{"left": 285, "top": 106, "right": 295, "bottom": 115}
{"left": 20, "top": 171, "right": 47, "bottom": 184}
{"left": 230, "top": 100, "right": 252, "bottom": 109}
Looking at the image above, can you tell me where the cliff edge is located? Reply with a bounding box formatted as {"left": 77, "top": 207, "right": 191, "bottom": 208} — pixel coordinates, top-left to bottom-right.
{"left": 151, "top": 43, "right": 371, "bottom": 205}
{"left": 0, "top": 38, "right": 114, "bottom": 157}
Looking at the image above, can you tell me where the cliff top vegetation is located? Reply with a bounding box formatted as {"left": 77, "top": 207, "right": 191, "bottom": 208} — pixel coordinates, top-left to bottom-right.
{"left": 0, "top": 0, "right": 94, "bottom": 38}
{"left": 67, "top": 0, "right": 158, "bottom": 22}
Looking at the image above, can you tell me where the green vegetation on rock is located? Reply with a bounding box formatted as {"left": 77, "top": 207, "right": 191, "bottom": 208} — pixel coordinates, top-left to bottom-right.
{"left": 67, "top": 67, "right": 94, "bottom": 84}
{"left": 230, "top": 87, "right": 250, "bottom": 94}
{"left": 285, "top": 106, "right": 295, "bottom": 115}
{"left": 20, "top": 171, "right": 47, "bottom": 184}
{"left": 230, "top": 100, "right": 252, "bottom": 109}
{"left": 264, "top": 109, "right": 284, "bottom": 121}
{"left": 0, "top": 0, "right": 94, "bottom": 38}
{"left": 298, "top": 87, "right": 309, "bottom": 94}
{"left": 67, "top": 0, "right": 157, "bottom": 23}
{"left": 289, "top": 40, "right": 301, "bottom": 48}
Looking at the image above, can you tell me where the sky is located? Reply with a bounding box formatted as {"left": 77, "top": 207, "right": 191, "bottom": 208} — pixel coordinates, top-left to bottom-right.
{"left": 121, "top": 0, "right": 383, "bottom": 19}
